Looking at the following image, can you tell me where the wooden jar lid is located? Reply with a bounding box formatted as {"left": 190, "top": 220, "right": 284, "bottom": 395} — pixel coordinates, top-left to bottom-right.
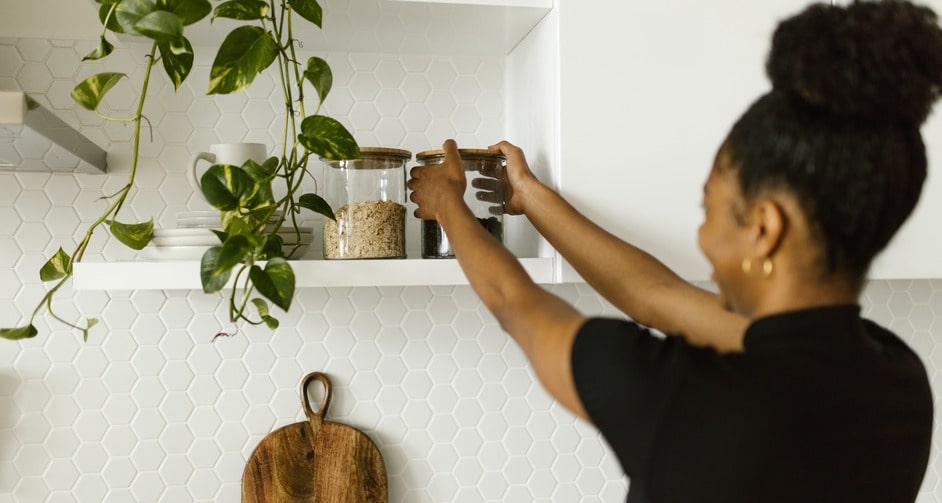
{"left": 415, "top": 148, "right": 505, "bottom": 161}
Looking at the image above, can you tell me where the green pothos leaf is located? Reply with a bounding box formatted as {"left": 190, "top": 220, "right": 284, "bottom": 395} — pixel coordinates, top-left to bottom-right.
{"left": 251, "top": 298, "right": 280, "bottom": 329}
{"left": 288, "top": 0, "right": 322, "bottom": 28}
{"left": 298, "top": 193, "right": 335, "bottom": 221}
{"left": 158, "top": 37, "right": 194, "bottom": 90}
{"left": 261, "top": 234, "right": 285, "bottom": 259}
{"left": 260, "top": 155, "right": 280, "bottom": 174}
{"left": 298, "top": 115, "right": 360, "bottom": 160}
{"left": 207, "top": 25, "right": 278, "bottom": 95}
{"left": 250, "top": 258, "right": 294, "bottom": 311}
{"left": 217, "top": 234, "right": 253, "bottom": 268}
{"left": 109, "top": 218, "right": 154, "bottom": 250}
{"left": 213, "top": 0, "right": 270, "bottom": 21}
{"left": 240, "top": 157, "right": 277, "bottom": 183}
{"left": 200, "top": 164, "right": 257, "bottom": 212}
{"left": 0, "top": 325, "right": 38, "bottom": 341}
{"left": 71, "top": 72, "right": 126, "bottom": 111}
{"left": 83, "top": 319, "right": 100, "bottom": 342}
{"left": 98, "top": 0, "right": 124, "bottom": 33}
{"left": 83, "top": 36, "right": 115, "bottom": 62}
{"left": 157, "top": 0, "right": 212, "bottom": 25}
{"left": 200, "top": 236, "right": 251, "bottom": 293}
{"left": 303, "top": 56, "right": 332, "bottom": 105}
{"left": 115, "top": 0, "right": 157, "bottom": 36}
{"left": 224, "top": 217, "right": 256, "bottom": 240}
{"left": 134, "top": 10, "right": 183, "bottom": 41}
{"left": 245, "top": 186, "right": 276, "bottom": 215}
{"left": 39, "top": 248, "right": 72, "bottom": 282}
{"left": 211, "top": 228, "right": 227, "bottom": 242}
{"left": 200, "top": 246, "right": 230, "bottom": 293}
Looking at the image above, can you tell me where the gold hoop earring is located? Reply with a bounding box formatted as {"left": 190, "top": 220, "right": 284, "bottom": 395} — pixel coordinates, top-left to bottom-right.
{"left": 741, "top": 258, "right": 752, "bottom": 274}
{"left": 762, "top": 258, "right": 773, "bottom": 277}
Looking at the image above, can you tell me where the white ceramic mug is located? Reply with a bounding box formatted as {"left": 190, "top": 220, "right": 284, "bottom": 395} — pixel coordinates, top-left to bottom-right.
{"left": 190, "top": 142, "right": 268, "bottom": 195}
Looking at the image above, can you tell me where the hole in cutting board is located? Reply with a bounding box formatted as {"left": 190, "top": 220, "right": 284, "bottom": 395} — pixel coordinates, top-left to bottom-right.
{"left": 304, "top": 376, "right": 328, "bottom": 414}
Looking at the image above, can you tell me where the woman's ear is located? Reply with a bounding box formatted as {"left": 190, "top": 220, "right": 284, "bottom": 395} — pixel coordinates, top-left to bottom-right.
{"left": 750, "top": 198, "right": 786, "bottom": 257}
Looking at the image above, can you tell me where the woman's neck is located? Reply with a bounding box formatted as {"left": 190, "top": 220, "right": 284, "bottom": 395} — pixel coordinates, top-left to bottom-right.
{"left": 748, "top": 276, "right": 859, "bottom": 320}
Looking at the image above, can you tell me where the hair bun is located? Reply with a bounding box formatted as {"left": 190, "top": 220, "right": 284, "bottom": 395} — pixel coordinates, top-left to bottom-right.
{"left": 766, "top": 1, "right": 942, "bottom": 125}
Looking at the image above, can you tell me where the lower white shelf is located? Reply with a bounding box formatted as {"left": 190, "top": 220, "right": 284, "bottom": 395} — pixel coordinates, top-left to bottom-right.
{"left": 73, "top": 258, "right": 556, "bottom": 290}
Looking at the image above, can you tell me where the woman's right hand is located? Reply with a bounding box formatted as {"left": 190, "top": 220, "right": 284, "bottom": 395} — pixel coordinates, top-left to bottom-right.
{"left": 483, "top": 140, "right": 540, "bottom": 216}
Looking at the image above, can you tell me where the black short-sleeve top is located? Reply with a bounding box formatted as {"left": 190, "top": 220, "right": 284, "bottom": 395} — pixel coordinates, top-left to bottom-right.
{"left": 571, "top": 305, "right": 932, "bottom": 503}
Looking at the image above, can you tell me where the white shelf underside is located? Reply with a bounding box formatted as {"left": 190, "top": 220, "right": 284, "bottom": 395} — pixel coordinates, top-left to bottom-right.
{"left": 73, "top": 257, "right": 556, "bottom": 290}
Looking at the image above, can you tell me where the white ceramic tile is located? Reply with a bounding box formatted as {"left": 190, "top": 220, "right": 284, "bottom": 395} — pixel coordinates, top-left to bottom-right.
{"left": 15, "top": 190, "right": 52, "bottom": 220}
{"left": 374, "top": 57, "right": 407, "bottom": 88}
{"left": 43, "top": 392, "right": 80, "bottom": 427}
{"left": 0, "top": 206, "right": 21, "bottom": 236}
{"left": 130, "top": 407, "right": 165, "bottom": 440}
{"left": 453, "top": 453, "right": 484, "bottom": 486}
{"left": 400, "top": 73, "right": 432, "bottom": 104}
{"left": 349, "top": 71, "right": 382, "bottom": 102}
{"left": 348, "top": 100, "right": 381, "bottom": 132}
{"left": 426, "top": 89, "right": 456, "bottom": 118}
{"left": 129, "top": 471, "right": 164, "bottom": 502}
{"left": 242, "top": 99, "right": 277, "bottom": 131}
{"left": 576, "top": 465, "right": 607, "bottom": 495}
{"left": 375, "top": 116, "right": 408, "bottom": 146}
{"left": 0, "top": 44, "right": 22, "bottom": 76}
{"left": 401, "top": 338, "right": 434, "bottom": 371}
{"left": 15, "top": 411, "right": 51, "bottom": 445}
{"left": 451, "top": 340, "right": 483, "bottom": 371}
{"left": 44, "top": 47, "right": 80, "bottom": 79}
{"left": 401, "top": 400, "right": 433, "bottom": 428}
{"left": 13, "top": 225, "right": 51, "bottom": 257}
{"left": 16, "top": 62, "right": 53, "bottom": 94}
{"left": 400, "top": 102, "right": 432, "bottom": 133}
{"left": 426, "top": 60, "right": 457, "bottom": 90}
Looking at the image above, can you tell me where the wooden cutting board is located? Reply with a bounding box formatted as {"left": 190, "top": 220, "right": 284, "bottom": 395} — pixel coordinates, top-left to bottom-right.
{"left": 242, "top": 372, "right": 388, "bottom": 503}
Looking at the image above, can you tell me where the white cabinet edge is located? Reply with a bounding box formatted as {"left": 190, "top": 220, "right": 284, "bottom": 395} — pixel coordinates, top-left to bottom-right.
{"left": 73, "top": 257, "right": 556, "bottom": 290}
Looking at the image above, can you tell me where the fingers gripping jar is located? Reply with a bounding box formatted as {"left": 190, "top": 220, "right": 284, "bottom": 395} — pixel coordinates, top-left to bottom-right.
{"left": 415, "top": 148, "right": 506, "bottom": 259}
{"left": 321, "top": 148, "right": 411, "bottom": 259}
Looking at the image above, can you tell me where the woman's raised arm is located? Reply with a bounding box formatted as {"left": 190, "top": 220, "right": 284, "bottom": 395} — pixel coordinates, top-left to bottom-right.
{"left": 491, "top": 141, "right": 748, "bottom": 353}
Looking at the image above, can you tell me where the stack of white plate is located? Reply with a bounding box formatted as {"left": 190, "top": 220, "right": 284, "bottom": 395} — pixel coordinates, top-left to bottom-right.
{"left": 175, "top": 210, "right": 221, "bottom": 229}
{"left": 144, "top": 225, "right": 314, "bottom": 261}
{"left": 176, "top": 210, "right": 283, "bottom": 229}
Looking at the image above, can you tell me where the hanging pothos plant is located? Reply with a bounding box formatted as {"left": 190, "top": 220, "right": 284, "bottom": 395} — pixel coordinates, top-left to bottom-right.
{"left": 1, "top": 0, "right": 359, "bottom": 341}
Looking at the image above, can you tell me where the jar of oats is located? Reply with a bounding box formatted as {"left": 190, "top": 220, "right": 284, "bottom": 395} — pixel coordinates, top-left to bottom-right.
{"left": 321, "top": 147, "right": 410, "bottom": 259}
{"left": 415, "top": 148, "right": 505, "bottom": 259}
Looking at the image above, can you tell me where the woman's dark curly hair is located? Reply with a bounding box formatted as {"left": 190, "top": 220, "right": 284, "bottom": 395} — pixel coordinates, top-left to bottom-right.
{"left": 722, "top": 0, "right": 942, "bottom": 287}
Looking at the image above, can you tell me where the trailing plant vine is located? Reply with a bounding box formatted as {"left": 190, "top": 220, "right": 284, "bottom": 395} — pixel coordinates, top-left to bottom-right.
{"left": 1, "top": 0, "right": 359, "bottom": 341}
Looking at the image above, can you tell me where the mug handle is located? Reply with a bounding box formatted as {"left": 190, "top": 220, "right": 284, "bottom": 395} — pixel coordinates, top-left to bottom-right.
{"left": 190, "top": 152, "right": 215, "bottom": 196}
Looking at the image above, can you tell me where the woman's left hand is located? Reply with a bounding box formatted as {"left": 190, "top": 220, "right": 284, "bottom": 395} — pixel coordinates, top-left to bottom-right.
{"left": 407, "top": 139, "right": 467, "bottom": 222}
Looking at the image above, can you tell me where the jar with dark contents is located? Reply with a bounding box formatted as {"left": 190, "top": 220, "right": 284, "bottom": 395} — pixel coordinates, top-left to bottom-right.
{"left": 415, "top": 148, "right": 505, "bottom": 259}
{"left": 321, "top": 147, "right": 411, "bottom": 259}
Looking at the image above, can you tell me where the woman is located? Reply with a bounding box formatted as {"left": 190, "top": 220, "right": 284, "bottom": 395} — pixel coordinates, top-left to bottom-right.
{"left": 408, "top": 1, "right": 942, "bottom": 501}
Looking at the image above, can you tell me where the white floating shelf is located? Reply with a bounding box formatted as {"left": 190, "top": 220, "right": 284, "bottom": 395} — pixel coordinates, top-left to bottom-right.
{"left": 73, "top": 257, "right": 555, "bottom": 290}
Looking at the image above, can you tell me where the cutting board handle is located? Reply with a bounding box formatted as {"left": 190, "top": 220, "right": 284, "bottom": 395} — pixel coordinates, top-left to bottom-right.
{"left": 301, "top": 371, "right": 332, "bottom": 435}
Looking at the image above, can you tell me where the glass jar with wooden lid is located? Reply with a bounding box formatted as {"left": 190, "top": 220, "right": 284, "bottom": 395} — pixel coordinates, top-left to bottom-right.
{"left": 414, "top": 148, "right": 506, "bottom": 259}
{"left": 321, "top": 147, "right": 411, "bottom": 259}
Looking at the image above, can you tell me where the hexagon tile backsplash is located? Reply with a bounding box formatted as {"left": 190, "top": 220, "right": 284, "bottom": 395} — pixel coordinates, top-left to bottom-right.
{"left": 2, "top": 37, "right": 942, "bottom": 503}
